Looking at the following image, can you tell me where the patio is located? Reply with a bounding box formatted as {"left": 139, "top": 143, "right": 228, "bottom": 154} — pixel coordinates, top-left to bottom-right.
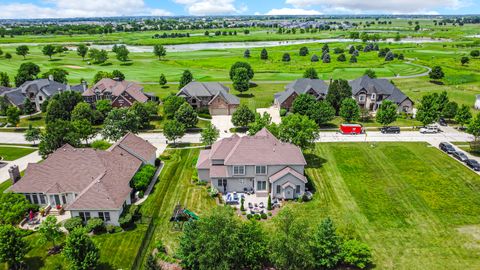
{"left": 19, "top": 210, "right": 71, "bottom": 231}
{"left": 222, "top": 192, "right": 281, "bottom": 215}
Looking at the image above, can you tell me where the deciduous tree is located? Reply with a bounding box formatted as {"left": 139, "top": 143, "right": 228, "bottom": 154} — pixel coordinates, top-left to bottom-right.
{"left": 63, "top": 228, "right": 99, "bottom": 270}
{"left": 42, "top": 44, "right": 56, "bottom": 59}
{"left": 101, "top": 108, "right": 141, "bottom": 141}
{"left": 23, "top": 98, "right": 36, "bottom": 115}
{"left": 364, "top": 69, "right": 377, "bottom": 78}
{"left": 232, "top": 67, "right": 250, "bottom": 93}
{"left": 163, "top": 94, "right": 186, "bottom": 119}
{"left": 416, "top": 94, "right": 440, "bottom": 126}
{"left": 376, "top": 100, "right": 398, "bottom": 126}
{"left": 174, "top": 103, "right": 198, "bottom": 128}
{"left": 0, "top": 225, "right": 28, "bottom": 270}
{"left": 429, "top": 66, "right": 444, "bottom": 80}
{"left": 153, "top": 44, "right": 166, "bottom": 60}
{"left": 311, "top": 218, "right": 342, "bottom": 269}
{"left": 159, "top": 73, "right": 167, "bottom": 86}
{"left": 201, "top": 123, "right": 220, "bottom": 146}
{"left": 15, "top": 62, "right": 40, "bottom": 86}
{"left": 38, "top": 216, "right": 63, "bottom": 249}
{"left": 15, "top": 45, "right": 29, "bottom": 59}
{"left": 455, "top": 104, "right": 472, "bottom": 128}
{"left": 0, "top": 72, "right": 9, "bottom": 87}
{"left": 229, "top": 62, "right": 254, "bottom": 81}
{"left": 278, "top": 113, "right": 319, "bottom": 149}
{"left": 340, "top": 98, "right": 360, "bottom": 123}
{"left": 6, "top": 106, "right": 20, "bottom": 126}
{"left": 179, "top": 70, "right": 193, "bottom": 89}
{"left": 231, "top": 104, "right": 255, "bottom": 127}
{"left": 24, "top": 124, "right": 41, "bottom": 145}
{"left": 77, "top": 44, "right": 89, "bottom": 60}
{"left": 42, "top": 68, "right": 69, "bottom": 83}
{"left": 164, "top": 120, "right": 185, "bottom": 145}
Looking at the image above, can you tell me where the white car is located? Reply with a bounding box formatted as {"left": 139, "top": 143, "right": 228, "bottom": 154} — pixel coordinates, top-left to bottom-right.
{"left": 419, "top": 125, "right": 440, "bottom": 134}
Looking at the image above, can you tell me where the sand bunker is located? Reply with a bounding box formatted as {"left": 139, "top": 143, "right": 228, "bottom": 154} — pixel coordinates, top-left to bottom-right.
{"left": 63, "top": 65, "right": 85, "bottom": 69}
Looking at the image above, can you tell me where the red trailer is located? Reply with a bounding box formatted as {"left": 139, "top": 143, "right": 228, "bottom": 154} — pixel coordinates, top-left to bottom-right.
{"left": 339, "top": 124, "right": 364, "bottom": 135}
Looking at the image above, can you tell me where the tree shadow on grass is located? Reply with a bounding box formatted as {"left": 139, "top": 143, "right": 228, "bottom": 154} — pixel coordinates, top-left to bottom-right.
{"left": 48, "top": 59, "right": 62, "bottom": 62}
{"left": 99, "top": 62, "right": 112, "bottom": 67}
{"left": 236, "top": 93, "right": 254, "bottom": 98}
{"left": 24, "top": 256, "right": 45, "bottom": 269}
{"left": 429, "top": 80, "right": 444, "bottom": 85}
{"left": 97, "top": 262, "right": 116, "bottom": 270}
{"left": 304, "top": 152, "right": 327, "bottom": 169}
{"left": 120, "top": 62, "right": 133, "bottom": 66}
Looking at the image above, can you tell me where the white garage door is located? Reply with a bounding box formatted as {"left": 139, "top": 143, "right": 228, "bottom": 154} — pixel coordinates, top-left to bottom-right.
{"left": 210, "top": 108, "right": 229, "bottom": 115}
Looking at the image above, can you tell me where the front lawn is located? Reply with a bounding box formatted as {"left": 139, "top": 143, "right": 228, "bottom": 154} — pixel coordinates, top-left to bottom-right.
{"left": 296, "top": 142, "right": 480, "bottom": 269}
{"left": 0, "top": 146, "right": 36, "bottom": 161}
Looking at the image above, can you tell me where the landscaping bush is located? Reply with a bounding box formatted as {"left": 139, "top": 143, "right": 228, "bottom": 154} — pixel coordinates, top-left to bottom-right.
{"left": 267, "top": 212, "right": 272, "bottom": 217}
{"left": 246, "top": 214, "right": 253, "bottom": 219}
{"left": 280, "top": 108, "right": 287, "bottom": 117}
{"left": 119, "top": 214, "right": 133, "bottom": 229}
{"left": 86, "top": 218, "right": 105, "bottom": 234}
{"left": 261, "top": 213, "right": 267, "bottom": 219}
{"left": 159, "top": 152, "right": 171, "bottom": 160}
{"left": 208, "top": 186, "right": 219, "bottom": 198}
{"left": 90, "top": 140, "right": 111, "bottom": 150}
{"left": 156, "top": 240, "right": 166, "bottom": 253}
{"left": 131, "top": 164, "right": 156, "bottom": 191}
{"left": 155, "top": 158, "right": 161, "bottom": 167}
{"left": 63, "top": 217, "right": 83, "bottom": 232}
{"left": 106, "top": 224, "right": 116, "bottom": 233}
{"left": 267, "top": 195, "right": 272, "bottom": 210}
{"left": 241, "top": 211, "right": 246, "bottom": 215}
{"left": 254, "top": 214, "right": 261, "bottom": 220}
{"left": 138, "top": 191, "right": 144, "bottom": 198}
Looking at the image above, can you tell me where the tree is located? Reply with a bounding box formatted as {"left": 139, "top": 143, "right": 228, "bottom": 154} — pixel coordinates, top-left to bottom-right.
{"left": 115, "top": 45, "right": 129, "bottom": 62}
{"left": 77, "top": 44, "right": 89, "bottom": 60}
{"left": 93, "top": 71, "right": 113, "bottom": 84}
{"left": 24, "top": 124, "right": 41, "bottom": 145}
{"left": 442, "top": 101, "right": 458, "bottom": 119}
{"left": 101, "top": 108, "right": 141, "bottom": 141}
{"left": 243, "top": 49, "right": 250, "bottom": 58}
{"left": 376, "top": 100, "right": 398, "bottom": 126}
{"left": 260, "top": 48, "right": 268, "bottom": 60}
{"left": 6, "top": 106, "right": 20, "bottom": 126}
{"left": 164, "top": 120, "right": 186, "bottom": 145}
{"left": 145, "top": 254, "right": 160, "bottom": 270}
{"left": 39, "top": 120, "right": 81, "bottom": 157}
{"left": 153, "top": 44, "right": 166, "bottom": 60}
{"left": 88, "top": 48, "right": 108, "bottom": 64}
{"left": 471, "top": 50, "right": 480, "bottom": 57}
{"left": 467, "top": 113, "right": 480, "bottom": 142}
{"left": 248, "top": 112, "right": 272, "bottom": 135}
{"left": 144, "top": 101, "right": 159, "bottom": 116}
{"left": 461, "top": 56, "right": 469, "bottom": 65}
{"left": 282, "top": 53, "right": 291, "bottom": 62}
{"left": 337, "top": 53, "right": 346, "bottom": 62}
{"left": 179, "top": 70, "right": 193, "bottom": 90}
{"left": 0, "top": 192, "right": 33, "bottom": 225}
{"left": 350, "top": 55, "right": 358, "bottom": 63}
{"left": 269, "top": 208, "right": 314, "bottom": 270}
{"left": 232, "top": 67, "right": 250, "bottom": 93}
{"left": 326, "top": 79, "right": 353, "bottom": 115}
{"left": 340, "top": 98, "right": 360, "bottom": 123}
{"left": 15, "top": 62, "right": 40, "bottom": 86}
{"left": 0, "top": 225, "right": 28, "bottom": 270}
{"left": 73, "top": 119, "right": 94, "bottom": 144}
{"left": 236, "top": 220, "right": 268, "bottom": 270}
{"left": 63, "top": 228, "right": 99, "bottom": 270}
{"left": 95, "top": 99, "right": 112, "bottom": 117}
{"left": 340, "top": 240, "right": 373, "bottom": 269}
{"left": 364, "top": 69, "right": 377, "bottom": 78}
{"left": 322, "top": 52, "right": 331, "bottom": 63}
{"left": 311, "top": 54, "right": 319, "bottom": 62}
{"left": 130, "top": 102, "right": 151, "bottom": 128}
{"left": 175, "top": 103, "right": 198, "bottom": 128}
{"left": 38, "top": 216, "right": 63, "bottom": 249}
{"left": 292, "top": 94, "right": 317, "bottom": 116}
{"left": 42, "top": 68, "right": 69, "bottom": 83}
{"left": 311, "top": 218, "right": 342, "bottom": 269}
{"left": 45, "top": 91, "right": 83, "bottom": 123}
{"left": 159, "top": 73, "right": 167, "bottom": 86}
{"left": 0, "top": 72, "right": 9, "bottom": 87}
{"left": 112, "top": 70, "right": 125, "bottom": 81}
{"left": 303, "top": 67, "right": 318, "bottom": 79}
{"left": 163, "top": 94, "right": 186, "bottom": 118}
{"left": 309, "top": 101, "right": 335, "bottom": 126}
{"left": 231, "top": 104, "right": 255, "bottom": 127}
{"left": 5, "top": 53, "right": 12, "bottom": 61}
{"left": 229, "top": 62, "right": 254, "bottom": 81}
{"left": 15, "top": 45, "right": 29, "bottom": 59}
{"left": 416, "top": 94, "right": 440, "bottom": 126}
{"left": 385, "top": 51, "right": 394, "bottom": 61}
{"left": 455, "top": 104, "right": 472, "bottom": 128}
{"left": 299, "top": 46, "right": 309, "bottom": 56}
{"left": 0, "top": 97, "right": 9, "bottom": 116}
{"left": 42, "top": 44, "right": 56, "bottom": 59}
{"left": 278, "top": 113, "right": 319, "bottom": 149}
{"left": 429, "top": 66, "right": 444, "bottom": 80}
{"left": 322, "top": 44, "right": 329, "bottom": 53}
{"left": 23, "top": 98, "right": 36, "bottom": 115}
{"left": 201, "top": 123, "right": 220, "bottom": 146}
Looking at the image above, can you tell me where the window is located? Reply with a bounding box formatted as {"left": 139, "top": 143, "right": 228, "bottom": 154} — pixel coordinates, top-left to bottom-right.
{"left": 403, "top": 106, "right": 409, "bottom": 112}
{"left": 255, "top": 166, "right": 266, "bottom": 175}
{"left": 257, "top": 181, "right": 267, "bottom": 191}
{"left": 276, "top": 185, "right": 281, "bottom": 194}
{"left": 98, "top": 212, "right": 111, "bottom": 222}
{"left": 39, "top": 194, "right": 46, "bottom": 204}
{"left": 62, "top": 195, "right": 67, "bottom": 204}
{"left": 359, "top": 95, "right": 366, "bottom": 102}
{"left": 371, "top": 93, "right": 376, "bottom": 100}
{"left": 296, "top": 185, "right": 301, "bottom": 194}
{"left": 218, "top": 179, "right": 227, "bottom": 187}
{"left": 233, "top": 166, "right": 245, "bottom": 175}
{"left": 32, "top": 194, "right": 39, "bottom": 204}
{"left": 25, "top": 194, "right": 32, "bottom": 203}
{"left": 39, "top": 96, "right": 43, "bottom": 101}
{"left": 79, "top": 212, "right": 91, "bottom": 222}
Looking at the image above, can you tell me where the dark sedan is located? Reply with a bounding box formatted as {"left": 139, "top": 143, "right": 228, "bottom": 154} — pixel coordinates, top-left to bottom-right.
{"left": 466, "top": 159, "right": 480, "bottom": 171}
{"left": 439, "top": 142, "right": 456, "bottom": 154}
{"left": 452, "top": 151, "right": 469, "bottom": 162}
{"left": 380, "top": 126, "right": 400, "bottom": 134}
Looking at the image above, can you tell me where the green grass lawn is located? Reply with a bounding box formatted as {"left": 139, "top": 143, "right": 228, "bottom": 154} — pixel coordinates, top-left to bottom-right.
{"left": 294, "top": 142, "right": 480, "bottom": 269}
{"left": 18, "top": 114, "right": 46, "bottom": 128}
{"left": 0, "top": 146, "right": 36, "bottom": 161}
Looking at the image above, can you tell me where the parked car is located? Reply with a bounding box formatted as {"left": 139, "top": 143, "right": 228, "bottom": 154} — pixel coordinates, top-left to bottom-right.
{"left": 439, "top": 118, "right": 447, "bottom": 126}
{"left": 439, "top": 142, "right": 456, "bottom": 154}
{"left": 340, "top": 124, "right": 364, "bottom": 135}
{"left": 380, "top": 126, "right": 400, "bottom": 134}
{"left": 419, "top": 125, "right": 440, "bottom": 134}
{"left": 452, "top": 151, "right": 469, "bottom": 162}
{"left": 466, "top": 159, "right": 480, "bottom": 171}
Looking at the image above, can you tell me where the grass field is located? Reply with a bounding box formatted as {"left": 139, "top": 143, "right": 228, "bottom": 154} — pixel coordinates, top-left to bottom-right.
{"left": 0, "top": 146, "right": 36, "bottom": 160}
{"left": 293, "top": 142, "right": 480, "bottom": 269}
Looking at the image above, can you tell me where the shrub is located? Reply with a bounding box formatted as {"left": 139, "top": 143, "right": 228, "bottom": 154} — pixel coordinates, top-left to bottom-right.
{"left": 90, "top": 140, "right": 111, "bottom": 150}
{"left": 267, "top": 212, "right": 272, "bottom": 216}
{"left": 241, "top": 211, "right": 247, "bottom": 215}
{"left": 106, "top": 224, "right": 116, "bottom": 233}
{"left": 261, "top": 213, "right": 267, "bottom": 219}
{"left": 159, "top": 153, "right": 171, "bottom": 160}
{"left": 131, "top": 165, "right": 156, "bottom": 191}
{"left": 280, "top": 108, "right": 287, "bottom": 117}
{"left": 154, "top": 158, "right": 161, "bottom": 167}
{"left": 208, "top": 186, "right": 219, "bottom": 197}
{"left": 86, "top": 218, "right": 105, "bottom": 234}
{"left": 64, "top": 217, "right": 83, "bottom": 232}
{"left": 138, "top": 191, "right": 144, "bottom": 198}
{"left": 254, "top": 214, "right": 261, "bottom": 220}
{"left": 246, "top": 214, "right": 253, "bottom": 219}
{"left": 119, "top": 214, "right": 133, "bottom": 229}
{"left": 156, "top": 240, "right": 166, "bottom": 253}
{"left": 267, "top": 195, "right": 272, "bottom": 210}
{"left": 340, "top": 239, "right": 373, "bottom": 269}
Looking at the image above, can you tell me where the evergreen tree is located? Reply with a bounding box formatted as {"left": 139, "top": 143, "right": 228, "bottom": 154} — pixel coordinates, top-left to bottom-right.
{"left": 311, "top": 218, "right": 342, "bottom": 269}
{"left": 260, "top": 48, "right": 268, "bottom": 60}
{"left": 0, "top": 72, "right": 10, "bottom": 87}
{"left": 350, "top": 55, "right": 358, "bottom": 63}
{"left": 23, "top": 98, "right": 36, "bottom": 115}
{"left": 337, "top": 53, "right": 346, "bottom": 62}
{"left": 322, "top": 53, "right": 331, "bottom": 63}
{"left": 326, "top": 79, "right": 353, "bottom": 115}
{"left": 179, "top": 70, "right": 193, "bottom": 89}
{"left": 311, "top": 54, "right": 319, "bottom": 62}
{"left": 364, "top": 69, "right": 377, "bottom": 78}
{"left": 159, "top": 73, "right": 167, "bottom": 86}
{"left": 299, "top": 46, "right": 309, "bottom": 56}
{"left": 282, "top": 53, "right": 291, "bottom": 62}
{"left": 303, "top": 67, "right": 319, "bottom": 79}
{"left": 243, "top": 49, "right": 250, "bottom": 58}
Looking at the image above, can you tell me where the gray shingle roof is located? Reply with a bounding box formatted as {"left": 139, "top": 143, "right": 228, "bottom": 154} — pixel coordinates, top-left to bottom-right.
{"left": 4, "top": 89, "right": 26, "bottom": 106}
{"left": 349, "top": 75, "right": 411, "bottom": 104}
{"left": 208, "top": 89, "right": 240, "bottom": 105}
{"left": 275, "top": 78, "right": 329, "bottom": 105}
{"left": 178, "top": 81, "right": 239, "bottom": 105}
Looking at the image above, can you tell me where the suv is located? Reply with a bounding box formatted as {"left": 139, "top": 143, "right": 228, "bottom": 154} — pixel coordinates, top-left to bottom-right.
{"left": 380, "top": 126, "right": 400, "bottom": 134}
{"left": 420, "top": 125, "right": 440, "bottom": 134}
{"left": 439, "top": 118, "right": 447, "bottom": 126}
{"left": 439, "top": 142, "right": 455, "bottom": 154}
{"left": 452, "top": 151, "right": 469, "bottom": 162}
{"left": 466, "top": 159, "right": 480, "bottom": 171}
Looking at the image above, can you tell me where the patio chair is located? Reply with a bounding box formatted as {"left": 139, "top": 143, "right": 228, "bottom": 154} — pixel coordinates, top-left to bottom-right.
{"left": 259, "top": 202, "right": 265, "bottom": 208}
{"left": 248, "top": 202, "right": 253, "bottom": 209}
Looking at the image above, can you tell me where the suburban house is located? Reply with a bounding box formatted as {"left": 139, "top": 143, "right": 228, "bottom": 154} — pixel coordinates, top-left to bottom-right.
{"left": 82, "top": 78, "right": 155, "bottom": 108}
{"left": 196, "top": 128, "right": 308, "bottom": 200}
{"left": 0, "top": 77, "right": 85, "bottom": 111}
{"left": 7, "top": 133, "right": 157, "bottom": 226}
{"left": 274, "top": 78, "right": 329, "bottom": 110}
{"left": 349, "top": 75, "right": 414, "bottom": 113}
{"left": 177, "top": 81, "right": 239, "bottom": 115}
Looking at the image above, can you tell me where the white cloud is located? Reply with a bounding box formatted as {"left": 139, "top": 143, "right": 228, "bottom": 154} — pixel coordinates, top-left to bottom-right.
{"left": 265, "top": 8, "right": 322, "bottom": 15}
{"left": 284, "top": 0, "right": 468, "bottom": 13}
{"left": 0, "top": 0, "right": 173, "bottom": 19}
{"left": 173, "top": 0, "right": 246, "bottom": 15}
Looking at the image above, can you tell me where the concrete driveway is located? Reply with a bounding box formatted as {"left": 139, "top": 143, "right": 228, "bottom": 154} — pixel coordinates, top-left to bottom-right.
{"left": 256, "top": 106, "right": 281, "bottom": 124}
{"left": 0, "top": 150, "right": 42, "bottom": 183}
{"left": 211, "top": 115, "right": 234, "bottom": 138}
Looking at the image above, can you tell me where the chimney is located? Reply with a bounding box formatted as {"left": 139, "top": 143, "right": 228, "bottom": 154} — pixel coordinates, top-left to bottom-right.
{"left": 48, "top": 74, "right": 54, "bottom": 81}
{"left": 9, "top": 165, "right": 21, "bottom": 184}
{"left": 82, "top": 80, "right": 88, "bottom": 92}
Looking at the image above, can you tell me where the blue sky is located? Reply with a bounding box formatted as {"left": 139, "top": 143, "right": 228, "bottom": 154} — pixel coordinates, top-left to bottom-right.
{"left": 0, "top": 0, "right": 478, "bottom": 19}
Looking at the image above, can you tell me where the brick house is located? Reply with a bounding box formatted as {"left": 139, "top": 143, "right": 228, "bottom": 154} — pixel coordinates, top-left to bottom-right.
{"left": 274, "top": 78, "right": 329, "bottom": 110}
{"left": 177, "top": 81, "right": 239, "bottom": 115}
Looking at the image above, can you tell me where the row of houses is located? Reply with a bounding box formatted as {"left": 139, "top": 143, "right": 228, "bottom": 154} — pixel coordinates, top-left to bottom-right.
{"left": 175, "top": 75, "right": 414, "bottom": 116}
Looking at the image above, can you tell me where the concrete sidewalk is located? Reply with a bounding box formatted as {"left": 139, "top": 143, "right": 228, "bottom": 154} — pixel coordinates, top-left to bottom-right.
{"left": 0, "top": 151, "right": 42, "bottom": 184}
